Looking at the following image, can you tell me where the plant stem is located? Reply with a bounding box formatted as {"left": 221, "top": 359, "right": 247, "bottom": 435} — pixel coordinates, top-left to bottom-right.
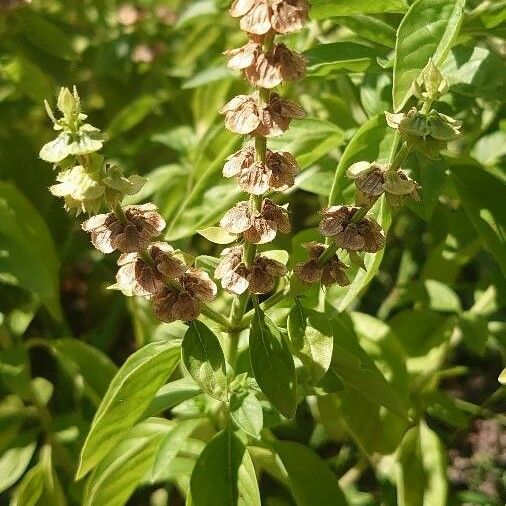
{"left": 227, "top": 32, "right": 274, "bottom": 348}
{"left": 237, "top": 283, "right": 289, "bottom": 330}
{"left": 200, "top": 305, "right": 231, "bottom": 330}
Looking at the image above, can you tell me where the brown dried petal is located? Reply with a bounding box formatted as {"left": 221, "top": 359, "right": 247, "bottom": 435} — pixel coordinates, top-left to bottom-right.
{"left": 245, "top": 51, "right": 283, "bottom": 89}
{"left": 240, "top": 2, "right": 271, "bottom": 34}
{"left": 82, "top": 213, "right": 117, "bottom": 254}
{"left": 255, "top": 104, "right": 290, "bottom": 137}
{"left": 244, "top": 215, "right": 277, "bottom": 244}
{"left": 221, "top": 95, "right": 260, "bottom": 135}
{"left": 261, "top": 199, "right": 290, "bottom": 234}
{"left": 222, "top": 263, "right": 250, "bottom": 295}
{"left": 110, "top": 204, "right": 165, "bottom": 253}
{"left": 223, "top": 146, "right": 255, "bottom": 178}
{"left": 355, "top": 166, "right": 386, "bottom": 196}
{"left": 182, "top": 268, "right": 217, "bottom": 303}
{"left": 304, "top": 241, "right": 327, "bottom": 260}
{"left": 272, "top": 44, "right": 307, "bottom": 81}
{"left": 225, "top": 42, "right": 260, "bottom": 70}
{"left": 150, "top": 243, "right": 187, "bottom": 279}
{"left": 248, "top": 256, "right": 286, "bottom": 294}
{"left": 270, "top": 93, "right": 305, "bottom": 119}
{"left": 266, "top": 150, "right": 298, "bottom": 190}
{"left": 335, "top": 224, "right": 366, "bottom": 251}
{"left": 321, "top": 258, "right": 350, "bottom": 287}
{"left": 248, "top": 266, "right": 275, "bottom": 294}
{"left": 358, "top": 219, "right": 385, "bottom": 253}
{"left": 220, "top": 201, "right": 252, "bottom": 234}
{"left": 319, "top": 206, "right": 355, "bottom": 237}
{"left": 215, "top": 247, "right": 243, "bottom": 279}
{"left": 152, "top": 287, "right": 179, "bottom": 322}
{"left": 271, "top": 0, "right": 308, "bottom": 33}
{"left": 172, "top": 292, "right": 200, "bottom": 321}
{"left": 294, "top": 259, "right": 322, "bottom": 284}
{"left": 238, "top": 163, "right": 270, "bottom": 195}
{"left": 230, "top": 0, "right": 256, "bottom": 17}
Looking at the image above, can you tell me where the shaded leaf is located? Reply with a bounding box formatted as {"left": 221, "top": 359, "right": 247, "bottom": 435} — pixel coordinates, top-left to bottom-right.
{"left": 190, "top": 428, "right": 260, "bottom": 506}
{"left": 182, "top": 321, "right": 228, "bottom": 401}
{"left": 77, "top": 341, "right": 181, "bottom": 479}
{"left": 0, "top": 183, "right": 61, "bottom": 319}
{"left": 311, "top": 0, "right": 407, "bottom": 19}
{"left": 275, "top": 441, "right": 348, "bottom": 506}
{"left": 250, "top": 307, "right": 297, "bottom": 418}
{"left": 393, "top": 0, "right": 466, "bottom": 111}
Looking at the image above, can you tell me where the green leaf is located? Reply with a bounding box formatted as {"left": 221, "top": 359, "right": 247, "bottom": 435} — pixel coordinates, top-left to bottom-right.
{"left": 442, "top": 45, "right": 506, "bottom": 101}
{"left": 450, "top": 164, "right": 506, "bottom": 276}
{"left": 3, "top": 56, "right": 54, "bottom": 104}
{"left": 143, "top": 378, "right": 201, "bottom": 418}
{"left": 311, "top": 0, "right": 407, "bottom": 19}
{"left": 330, "top": 313, "right": 409, "bottom": 455}
{"left": 287, "top": 304, "right": 333, "bottom": 384}
{"left": 328, "top": 316, "right": 408, "bottom": 420}
{"left": 197, "top": 226, "right": 238, "bottom": 245}
{"left": 250, "top": 307, "right": 297, "bottom": 418}
{"left": 305, "top": 42, "right": 381, "bottom": 77}
{"left": 83, "top": 418, "right": 172, "bottom": 506}
{"left": 393, "top": 0, "right": 466, "bottom": 111}
{"left": 0, "top": 345, "right": 31, "bottom": 398}
{"left": 151, "top": 419, "right": 201, "bottom": 482}
{"left": 10, "top": 462, "right": 44, "bottom": 506}
{"left": 190, "top": 428, "right": 261, "bottom": 506}
{"left": 0, "top": 430, "right": 37, "bottom": 493}
{"left": 16, "top": 11, "right": 75, "bottom": 60}
{"left": 39, "top": 445, "right": 66, "bottom": 506}
{"left": 230, "top": 392, "right": 263, "bottom": 438}
{"left": 183, "top": 66, "right": 234, "bottom": 89}
{"left": 52, "top": 339, "right": 117, "bottom": 403}
{"left": 268, "top": 118, "right": 343, "bottom": 169}
{"left": 332, "top": 15, "right": 397, "bottom": 48}
{"left": 275, "top": 441, "right": 348, "bottom": 506}
{"left": 0, "top": 183, "right": 61, "bottom": 319}
{"left": 77, "top": 341, "right": 181, "bottom": 479}
{"left": 182, "top": 321, "right": 228, "bottom": 401}
{"left": 107, "top": 95, "right": 162, "bottom": 138}
{"left": 397, "top": 421, "right": 447, "bottom": 506}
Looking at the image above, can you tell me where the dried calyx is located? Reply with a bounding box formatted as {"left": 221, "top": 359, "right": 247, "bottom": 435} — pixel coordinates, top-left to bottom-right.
{"left": 42, "top": 87, "right": 217, "bottom": 323}
{"left": 294, "top": 243, "right": 349, "bottom": 288}
{"left": 347, "top": 161, "right": 420, "bottom": 208}
{"left": 230, "top": 0, "right": 309, "bottom": 35}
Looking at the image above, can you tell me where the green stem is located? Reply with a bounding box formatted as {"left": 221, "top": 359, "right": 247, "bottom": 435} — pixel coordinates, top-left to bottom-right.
{"left": 113, "top": 202, "right": 128, "bottom": 224}
{"left": 237, "top": 284, "right": 289, "bottom": 330}
{"left": 200, "top": 305, "right": 231, "bottom": 330}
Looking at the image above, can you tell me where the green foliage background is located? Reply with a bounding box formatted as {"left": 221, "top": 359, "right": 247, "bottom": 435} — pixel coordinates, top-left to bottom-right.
{"left": 0, "top": 0, "right": 505, "bottom": 505}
